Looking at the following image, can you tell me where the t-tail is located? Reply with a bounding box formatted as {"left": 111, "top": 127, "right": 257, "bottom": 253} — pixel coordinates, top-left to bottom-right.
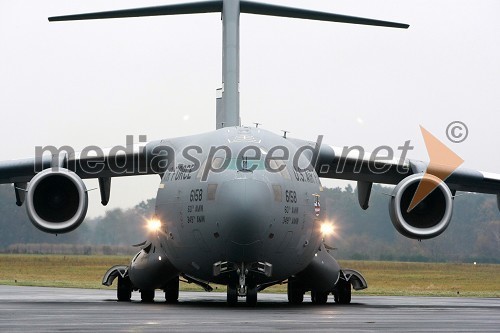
{"left": 49, "top": 0, "right": 409, "bottom": 129}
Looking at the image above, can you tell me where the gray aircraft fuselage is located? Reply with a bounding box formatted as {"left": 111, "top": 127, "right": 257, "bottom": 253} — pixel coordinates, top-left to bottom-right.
{"left": 130, "top": 126, "right": 326, "bottom": 288}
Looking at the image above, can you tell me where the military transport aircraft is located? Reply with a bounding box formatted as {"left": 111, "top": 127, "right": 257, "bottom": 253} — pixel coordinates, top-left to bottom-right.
{"left": 1, "top": 0, "right": 500, "bottom": 306}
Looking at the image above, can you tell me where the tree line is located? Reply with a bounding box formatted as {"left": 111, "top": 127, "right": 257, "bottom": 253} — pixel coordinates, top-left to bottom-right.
{"left": 0, "top": 184, "right": 498, "bottom": 262}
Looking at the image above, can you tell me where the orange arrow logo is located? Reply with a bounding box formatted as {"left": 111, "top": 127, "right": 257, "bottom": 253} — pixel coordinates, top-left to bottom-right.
{"left": 407, "top": 126, "right": 464, "bottom": 212}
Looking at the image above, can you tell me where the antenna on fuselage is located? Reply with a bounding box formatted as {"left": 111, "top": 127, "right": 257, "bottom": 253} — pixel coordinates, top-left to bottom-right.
{"left": 49, "top": 0, "right": 409, "bottom": 130}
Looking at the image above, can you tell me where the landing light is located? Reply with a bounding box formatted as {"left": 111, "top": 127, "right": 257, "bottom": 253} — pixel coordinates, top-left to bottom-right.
{"left": 320, "top": 222, "right": 335, "bottom": 236}
{"left": 146, "top": 218, "right": 162, "bottom": 232}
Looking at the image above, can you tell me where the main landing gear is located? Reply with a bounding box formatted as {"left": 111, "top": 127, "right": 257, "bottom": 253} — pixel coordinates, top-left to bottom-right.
{"left": 140, "top": 277, "right": 180, "bottom": 303}
{"left": 164, "top": 276, "right": 180, "bottom": 303}
{"left": 117, "top": 275, "right": 132, "bottom": 302}
{"left": 286, "top": 276, "right": 353, "bottom": 305}
{"left": 311, "top": 290, "right": 329, "bottom": 305}
{"left": 140, "top": 289, "right": 155, "bottom": 303}
{"left": 119, "top": 280, "right": 176, "bottom": 304}
{"left": 102, "top": 265, "right": 133, "bottom": 302}
{"left": 333, "top": 278, "right": 351, "bottom": 304}
{"left": 287, "top": 278, "right": 304, "bottom": 304}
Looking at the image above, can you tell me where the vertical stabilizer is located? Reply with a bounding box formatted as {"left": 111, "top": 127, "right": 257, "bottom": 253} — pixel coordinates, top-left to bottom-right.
{"left": 49, "top": 0, "right": 408, "bottom": 130}
{"left": 220, "top": 0, "right": 240, "bottom": 128}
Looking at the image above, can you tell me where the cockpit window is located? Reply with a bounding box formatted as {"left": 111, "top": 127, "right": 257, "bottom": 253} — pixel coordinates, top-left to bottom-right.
{"left": 197, "top": 156, "right": 291, "bottom": 178}
{"left": 196, "top": 159, "right": 207, "bottom": 179}
{"left": 234, "top": 158, "right": 264, "bottom": 171}
{"left": 269, "top": 159, "right": 291, "bottom": 179}
{"left": 212, "top": 157, "right": 225, "bottom": 170}
{"left": 196, "top": 157, "right": 226, "bottom": 179}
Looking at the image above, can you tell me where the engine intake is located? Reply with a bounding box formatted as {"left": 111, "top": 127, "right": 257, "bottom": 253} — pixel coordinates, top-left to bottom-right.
{"left": 389, "top": 174, "right": 453, "bottom": 239}
{"left": 25, "top": 168, "right": 88, "bottom": 234}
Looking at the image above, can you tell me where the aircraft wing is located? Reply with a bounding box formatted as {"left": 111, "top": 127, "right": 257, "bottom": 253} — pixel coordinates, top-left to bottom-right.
{"left": 316, "top": 143, "right": 500, "bottom": 195}
{"left": 0, "top": 139, "right": 174, "bottom": 184}
{"left": 288, "top": 136, "right": 500, "bottom": 214}
{"left": 0, "top": 139, "right": 175, "bottom": 209}
{"left": 311, "top": 141, "right": 500, "bottom": 238}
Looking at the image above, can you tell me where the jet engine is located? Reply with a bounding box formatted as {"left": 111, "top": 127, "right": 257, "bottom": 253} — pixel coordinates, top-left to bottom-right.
{"left": 25, "top": 168, "right": 88, "bottom": 234}
{"left": 389, "top": 174, "right": 453, "bottom": 239}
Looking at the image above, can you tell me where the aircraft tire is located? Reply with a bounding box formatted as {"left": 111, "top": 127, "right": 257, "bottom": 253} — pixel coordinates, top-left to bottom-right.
{"left": 246, "top": 286, "right": 257, "bottom": 306}
{"left": 227, "top": 284, "right": 238, "bottom": 306}
{"left": 141, "top": 289, "right": 155, "bottom": 303}
{"left": 164, "top": 277, "right": 179, "bottom": 303}
{"left": 117, "top": 276, "right": 132, "bottom": 302}
{"left": 287, "top": 280, "right": 304, "bottom": 304}
{"left": 311, "top": 290, "right": 328, "bottom": 305}
{"left": 334, "top": 280, "right": 351, "bottom": 304}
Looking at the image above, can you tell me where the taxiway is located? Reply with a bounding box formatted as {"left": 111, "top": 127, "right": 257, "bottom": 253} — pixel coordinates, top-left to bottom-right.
{"left": 0, "top": 285, "right": 498, "bottom": 332}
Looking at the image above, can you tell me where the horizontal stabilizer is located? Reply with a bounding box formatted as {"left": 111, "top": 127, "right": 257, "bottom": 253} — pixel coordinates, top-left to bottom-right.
{"left": 49, "top": 1, "right": 222, "bottom": 21}
{"left": 240, "top": 1, "right": 409, "bottom": 29}
{"left": 49, "top": 0, "right": 408, "bottom": 29}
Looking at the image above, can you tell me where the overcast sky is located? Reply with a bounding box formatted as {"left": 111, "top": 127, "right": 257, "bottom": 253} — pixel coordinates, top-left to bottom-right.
{"left": 1, "top": 0, "right": 499, "bottom": 217}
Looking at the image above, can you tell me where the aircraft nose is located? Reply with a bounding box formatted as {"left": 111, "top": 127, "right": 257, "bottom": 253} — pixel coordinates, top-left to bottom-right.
{"left": 217, "top": 178, "right": 272, "bottom": 262}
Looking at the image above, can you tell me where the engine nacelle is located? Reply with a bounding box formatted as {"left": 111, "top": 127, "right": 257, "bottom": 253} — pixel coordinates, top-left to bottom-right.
{"left": 25, "top": 168, "right": 88, "bottom": 234}
{"left": 389, "top": 174, "right": 453, "bottom": 239}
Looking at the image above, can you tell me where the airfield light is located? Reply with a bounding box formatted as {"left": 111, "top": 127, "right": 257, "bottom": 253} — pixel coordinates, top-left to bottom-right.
{"left": 146, "top": 218, "right": 162, "bottom": 232}
{"left": 320, "top": 222, "right": 335, "bottom": 236}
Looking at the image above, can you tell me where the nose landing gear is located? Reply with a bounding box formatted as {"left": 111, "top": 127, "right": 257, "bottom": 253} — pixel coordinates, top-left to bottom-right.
{"left": 227, "top": 263, "right": 257, "bottom": 306}
{"left": 214, "top": 261, "right": 272, "bottom": 306}
{"left": 236, "top": 263, "right": 258, "bottom": 306}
